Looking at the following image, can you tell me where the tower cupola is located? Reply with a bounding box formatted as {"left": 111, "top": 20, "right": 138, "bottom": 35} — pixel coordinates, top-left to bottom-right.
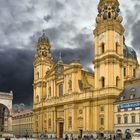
{"left": 96, "top": 0, "right": 123, "bottom": 24}
{"left": 38, "top": 32, "right": 50, "bottom": 45}
{"left": 35, "top": 31, "right": 53, "bottom": 65}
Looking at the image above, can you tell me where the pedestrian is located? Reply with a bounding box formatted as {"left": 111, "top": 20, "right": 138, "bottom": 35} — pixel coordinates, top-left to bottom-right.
{"left": 5, "top": 137, "right": 11, "bottom": 140}
{"left": 90, "top": 134, "right": 95, "bottom": 140}
{"left": 109, "top": 135, "right": 112, "bottom": 140}
{"left": 96, "top": 135, "right": 99, "bottom": 140}
{"left": 65, "top": 134, "right": 69, "bottom": 140}
{"left": 70, "top": 133, "right": 74, "bottom": 140}
{"left": 78, "top": 135, "right": 82, "bottom": 140}
{"left": 113, "top": 135, "right": 116, "bottom": 140}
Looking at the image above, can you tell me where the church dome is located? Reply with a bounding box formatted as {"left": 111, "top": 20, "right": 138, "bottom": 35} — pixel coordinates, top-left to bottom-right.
{"left": 38, "top": 32, "right": 50, "bottom": 44}
{"left": 123, "top": 44, "right": 137, "bottom": 60}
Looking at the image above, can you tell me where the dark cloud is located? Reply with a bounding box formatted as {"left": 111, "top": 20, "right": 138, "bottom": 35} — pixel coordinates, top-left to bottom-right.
{"left": 0, "top": 32, "right": 93, "bottom": 106}
{"left": 131, "top": 20, "right": 140, "bottom": 53}
{"left": 52, "top": 39, "right": 94, "bottom": 71}
{"left": 0, "top": 0, "right": 139, "bottom": 106}
{"left": 0, "top": 48, "right": 34, "bottom": 106}
{"left": 44, "top": 15, "right": 52, "bottom": 22}
{"left": 123, "top": 1, "right": 140, "bottom": 39}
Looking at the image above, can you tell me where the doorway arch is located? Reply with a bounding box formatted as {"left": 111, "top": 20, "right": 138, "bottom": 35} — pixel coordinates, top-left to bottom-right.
{"left": 0, "top": 103, "right": 10, "bottom": 132}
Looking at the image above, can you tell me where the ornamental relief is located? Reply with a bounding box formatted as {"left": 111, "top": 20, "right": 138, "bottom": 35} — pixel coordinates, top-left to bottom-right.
{"left": 98, "top": 60, "right": 123, "bottom": 66}
{"left": 94, "top": 57, "right": 123, "bottom": 65}
{"left": 79, "top": 109, "right": 83, "bottom": 114}
{"left": 35, "top": 81, "right": 46, "bottom": 87}
{"left": 57, "top": 111, "right": 64, "bottom": 118}
{"left": 94, "top": 22, "right": 124, "bottom": 36}
{"left": 78, "top": 117, "right": 83, "bottom": 128}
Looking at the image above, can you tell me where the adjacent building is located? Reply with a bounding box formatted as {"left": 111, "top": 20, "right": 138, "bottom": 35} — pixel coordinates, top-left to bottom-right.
{"left": 0, "top": 91, "right": 13, "bottom": 137}
{"left": 33, "top": 0, "right": 139, "bottom": 138}
{"left": 12, "top": 109, "right": 33, "bottom": 137}
{"left": 114, "top": 79, "right": 140, "bottom": 135}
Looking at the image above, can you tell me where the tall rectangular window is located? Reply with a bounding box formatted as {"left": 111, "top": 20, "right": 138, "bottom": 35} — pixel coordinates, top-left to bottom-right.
{"left": 48, "top": 119, "right": 51, "bottom": 128}
{"left": 116, "top": 42, "right": 119, "bottom": 53}
{"left": 124, "top": 116, "right": 128, "bottom": 124}
{"left": 117, "top": 116, "right": 121, "bottom": 124}
{"left": 124, "top": 68, "right": 126, "bottom": 77}
{"left": 100, "top": 106, "right": 104, "bottom": 112}
{"left": 101, "top": 43, "right": 105, "bottom": 54}
{"left": 59, "top": 83, "right": 63, "bottom": 96}
{"left": 133, "top": 69, "right": 136, "bottom": 77}
{"left": 100, "top": 117, "right": 104, "bottom": 125}
{"left": 131, "top": 116, "right": 135, "bottom": 124}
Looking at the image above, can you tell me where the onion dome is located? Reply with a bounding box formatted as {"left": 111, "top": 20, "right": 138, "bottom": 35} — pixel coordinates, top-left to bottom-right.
{"left": 38, "top": 31, "right": 50, "bottom": 44}
{"left": 96, "top": 0, "right": 122, "bottom": 24}
{"left": 123, "top": 43, "right": 137, "bottom": 60}
{"left": 98, "top": 0, "right": 119, "bottom": 8}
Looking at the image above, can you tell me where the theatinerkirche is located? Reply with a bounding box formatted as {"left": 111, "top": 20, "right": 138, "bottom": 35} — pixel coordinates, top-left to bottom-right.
{"left": 33, "top": 0, "right": 139, "bottom": 138}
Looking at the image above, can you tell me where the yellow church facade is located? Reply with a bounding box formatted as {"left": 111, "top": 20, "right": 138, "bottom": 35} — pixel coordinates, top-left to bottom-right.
{"left": 33, "top": 0, "right": 139, "bottom": 138}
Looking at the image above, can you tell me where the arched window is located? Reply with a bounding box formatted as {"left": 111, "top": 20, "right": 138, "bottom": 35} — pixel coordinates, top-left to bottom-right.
{"left": 116, "top": 42, "right": 119, "bottom": 53}
{"left": 101, "top": 77, "right": 105, "bottom": 88}
{"left": 48, "top": 87, "right": 51, "bottom": 97}
{"left": 68, "top": 116, "right": 72, "bottom": 127}
{"left": 124, "top": 67, "right": 126, "bottom": 77}
{"left": 59, "top": 83, "right": 63, "bottom": 96}
{"left": 116, "top": 76, "right": 119, "bottom": 87}
{"left": 101, "top": 43, "right": 105, "bottom": 54}
{"left": 108, "top": 12, "right": 111, "bottom": 18}
{"left": 36, "top": 95, "right": 39, "bottom": 103}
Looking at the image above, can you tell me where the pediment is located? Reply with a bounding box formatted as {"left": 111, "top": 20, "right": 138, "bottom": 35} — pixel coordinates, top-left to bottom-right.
{"left": 45, "top": 63, "right": 72, "bottom": 78}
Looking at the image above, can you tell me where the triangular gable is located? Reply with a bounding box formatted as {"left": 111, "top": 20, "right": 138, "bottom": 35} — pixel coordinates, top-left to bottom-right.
{"left": 45, "top": 63, "right": 73, "bottom": 78}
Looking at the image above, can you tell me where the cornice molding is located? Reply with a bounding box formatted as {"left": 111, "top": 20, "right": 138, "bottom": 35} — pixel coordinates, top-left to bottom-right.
{"left": 94, "top": 20, "right": 125, "bottom": 36}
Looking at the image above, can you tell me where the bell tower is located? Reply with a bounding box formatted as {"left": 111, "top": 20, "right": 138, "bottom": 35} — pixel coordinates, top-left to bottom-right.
{"left": 33, "top": 31, "right": 53, "bottom": 105}
{"left": 93, "top": 0, "right": 125, "bottom": 133}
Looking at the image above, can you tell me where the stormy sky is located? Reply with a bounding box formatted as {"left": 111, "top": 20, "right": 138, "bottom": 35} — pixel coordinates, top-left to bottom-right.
{"left": 0, "top": 0, "right": 140, "bottom": 106}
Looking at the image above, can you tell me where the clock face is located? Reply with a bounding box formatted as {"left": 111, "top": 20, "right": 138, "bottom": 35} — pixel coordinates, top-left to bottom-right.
{"left": 56, "top": 65, "right": 64, "bottom": 76}
{"left": 99, "top": 33, "right": 105, "bottom": 42}
{"left": 115, "top": 32, "right": 120, "bottom": 42}
{"left": 42, "top": 51, "right": 47, "bottom": 57}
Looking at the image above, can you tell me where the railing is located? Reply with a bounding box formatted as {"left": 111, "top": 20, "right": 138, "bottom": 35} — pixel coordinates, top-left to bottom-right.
{"left": 34, "top": 91, "right": 95, "bottom": 109}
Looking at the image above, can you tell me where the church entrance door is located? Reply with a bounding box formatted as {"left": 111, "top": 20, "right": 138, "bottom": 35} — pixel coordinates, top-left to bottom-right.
{"left": 59, "top": 122, "right": 64, "bottom": 138}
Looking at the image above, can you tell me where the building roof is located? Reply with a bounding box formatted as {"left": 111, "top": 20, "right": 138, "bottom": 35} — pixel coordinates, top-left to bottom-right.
{"left": 123, "top": 43, "right": 137, "bottom": 60}
{"left": 38, "top": 31, "right": 50, "bottom": 44}
{"left": 12, "top": 109, "right": 33, "bottom": 118}
{"left": 115, "top": 79, "right": 140, "bottom": 103}
{"left": 0, "top": 91, "right": 13, "bottom": 99}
